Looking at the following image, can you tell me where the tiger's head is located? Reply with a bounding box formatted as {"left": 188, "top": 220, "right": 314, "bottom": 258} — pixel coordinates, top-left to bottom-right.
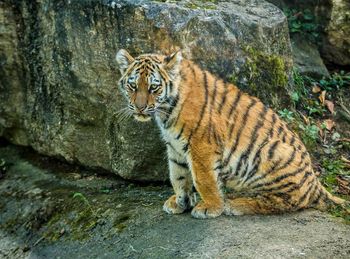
{"left": 116, "top": 49, "right": 182, "bottom": 122}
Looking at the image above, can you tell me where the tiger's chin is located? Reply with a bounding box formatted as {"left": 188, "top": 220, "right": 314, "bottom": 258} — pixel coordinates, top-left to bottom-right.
{"left": 134, "top": 114, "right": 152, "bottom": 122}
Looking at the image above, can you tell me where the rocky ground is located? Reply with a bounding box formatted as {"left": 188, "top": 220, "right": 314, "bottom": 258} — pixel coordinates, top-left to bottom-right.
{"left": 1, "top": 142, "right": 349, "bottom": 259}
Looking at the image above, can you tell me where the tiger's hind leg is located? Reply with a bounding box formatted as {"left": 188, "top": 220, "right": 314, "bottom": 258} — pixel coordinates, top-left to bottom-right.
{"left": 223, "top": 194, "right": 293, "bottom": 215}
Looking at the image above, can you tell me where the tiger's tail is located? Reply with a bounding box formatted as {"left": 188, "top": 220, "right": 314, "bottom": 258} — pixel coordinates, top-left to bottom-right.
{"left": 311, "top": 181, "right": 348, "bottom": 211}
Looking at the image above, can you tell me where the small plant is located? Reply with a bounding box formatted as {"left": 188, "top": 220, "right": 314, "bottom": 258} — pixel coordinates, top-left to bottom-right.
{"left": 278, "top": 108, "right": 294, "bottom": 122}
{"left": 321, "top": 159, "right": 349, "bottom": 191}
{"left": 298, "top": 123, "right": 319, "bottom": 148}
{"left": 305, "top": 101, "right": 326, "bottom": 116}
{"left": 291, "top": 69, "right": 335, "bottom": 116}
{"left": 329, "top": 205, "right": 350, "bottom": 224}
{"left": 317, "top": 71, "right": 350, "bottom": 91}
{"left": 73, "top": 192, "right": 91, "bottom": 208}
{"left": 284, "top": 8, "right": 319, "bottom": 42}
{"left": 72, "top": 192, "right": 99, "bottom": 221}
{"left": 322, "top": 159, "right": 346, "bottom": 178}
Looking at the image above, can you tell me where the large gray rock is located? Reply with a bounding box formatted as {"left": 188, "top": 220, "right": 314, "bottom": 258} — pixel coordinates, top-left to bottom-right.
{"left": 291, "top": 35, "right": 329, "bottom": 78}
{"left": 322, "top": 0, "right": 350, "bottom": 65}
{"left": 0, "top": 0, "right": 293, "bottom": 181}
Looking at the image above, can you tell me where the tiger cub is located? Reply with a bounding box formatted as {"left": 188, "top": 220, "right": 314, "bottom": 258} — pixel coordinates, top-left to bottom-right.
{"left": 116, "top": 49, "right": 345, "bottom": 219}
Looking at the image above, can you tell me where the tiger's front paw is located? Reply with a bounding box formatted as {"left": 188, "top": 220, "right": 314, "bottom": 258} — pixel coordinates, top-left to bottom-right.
{"left": 163, "top": 195, "right": 186, "bottom": 214}
{"left": 191, "top": 201, "right": 223, "bottom": 219}
{"left": 177, "top": 193, "right": 196, "bottom": 210}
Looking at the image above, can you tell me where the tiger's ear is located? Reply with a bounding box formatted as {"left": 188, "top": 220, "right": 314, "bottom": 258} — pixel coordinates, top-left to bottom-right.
{"left": 164, "top": 50, "right": 182, "bottom": 79}
{"left": 116, "top": 49, "right": 134, "bottom": 74}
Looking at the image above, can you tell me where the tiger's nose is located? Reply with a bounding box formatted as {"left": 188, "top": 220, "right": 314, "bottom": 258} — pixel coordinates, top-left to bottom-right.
{"left": 135, "top": 104, "right": 147, "bottom": 112}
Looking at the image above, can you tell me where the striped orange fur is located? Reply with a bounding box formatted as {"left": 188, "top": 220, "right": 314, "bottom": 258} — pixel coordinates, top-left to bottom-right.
{"left": 116, "top": 49, "right": 346, "bottom": 219}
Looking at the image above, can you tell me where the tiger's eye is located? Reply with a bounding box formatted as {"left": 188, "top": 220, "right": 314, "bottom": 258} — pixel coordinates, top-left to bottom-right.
{"left": 128, "top": 83, "right": 137, "bottom": 91}
{"left": 150, "top": 84, "right": 160, "bottom": 92}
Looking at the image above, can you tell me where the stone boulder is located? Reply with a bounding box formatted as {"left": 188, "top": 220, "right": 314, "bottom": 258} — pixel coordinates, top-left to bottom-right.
{"left": 291, "top": 35, "right": 329, "bottom": 78}
{"left": 0, "top": 0, "right": 293, "bottom": 181}
{"left": 322, "top": 0, "right": 350, "bottom": 66}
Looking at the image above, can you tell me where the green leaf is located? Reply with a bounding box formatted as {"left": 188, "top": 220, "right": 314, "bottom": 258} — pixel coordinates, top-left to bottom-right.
{"left": 291, "top": 92, "right": 300, "bottom": 102}
{"left": 292, "top": 22, "right": 302, "bottom": 29}
{"left": 303, "top": 12, "right": 314, "bottom": 20}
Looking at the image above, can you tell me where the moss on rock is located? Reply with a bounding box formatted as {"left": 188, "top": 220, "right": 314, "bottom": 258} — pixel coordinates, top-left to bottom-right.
{"left": 229, "top": 46, "right": 291, "bottom": 108}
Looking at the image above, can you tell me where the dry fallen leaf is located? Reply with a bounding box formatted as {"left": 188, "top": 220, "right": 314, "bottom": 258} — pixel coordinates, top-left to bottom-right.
{"left": 324, "top": 100, "right": 335, "bottom": 114}
{"left": 324, "top": 119, "right": 335, "bottom": 131}
{"left": 338, "top": 138, "right": 350, "bottom": 143}
{"left": 312, "top": 85, "right": 321, "bottom": 93}
{"left": 299, "top": 112, "right": 310, "bottom": 124}
{"left": 341, "top": 156, "right": 350, "bottom": 167}
{"left": 319, "top": 90, "right": 326, "bottom": 105}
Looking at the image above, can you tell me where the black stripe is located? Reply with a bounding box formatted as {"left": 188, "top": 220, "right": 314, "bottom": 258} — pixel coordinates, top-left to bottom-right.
{"left": 261, "top": 175, "right": 312, "bottom": 208}
{"left": 290, "top": 135, "right": 296, "bottom": 146}
{"left": 210, "top": 79, "right": 218, "bottom": 116}
{"left": 165, "top": 141, "right": 180, "bottom": 155}
{"left": 169, "top": 159, "right": 188, "bottom": 169}
{"left": 172, "top": 97, "right": 185, "bottom": 127}
{"left": 268, "top": 140, "right": 280, "bottom": 160}
{"left": 246, "top": 158, "right": 283, "bottom": 187}
{"left": 207, "top": 123, "right": 213, "bottom": 144}
{"left": 183, "top": 130, "right": 192, "bottom": 152}
{"left": 310, "top": 187, "right": 324, "bottom": 206}
{"left": 224, "top": 99, "right": 258, "bottom": 166}
{"left": 212, "top": 126, "right": 223, "bottom": 150}
{"left": 176, "top": 124, "right": 185, "bottom": 140}
{"left": 252, "top": 162, "right": 309, "bottom": 189}
{"left": 225, "top": 91, "right": 242, "bottom": 141}
{"left": 300, "top": 151, "right": 308, "bottom": 160}
{"left": 168, "top": 81, "right": 173, "bottom": 93}
{"left": 162, "top": 94, "right": 179, "bottom": 125}
{"left": 282, "top": 132, "right": 287, "bottom": 143}
{"left": 305, "top": 182, "right": 319, "bottom": 207}
{"left": 214, "top": 164, "right": 223, "bottom": 171}
{"left": 245, "top": 156, "right": 261, "bottom": 180}
{"left": 277, "top": 125, "right": 283, "bottom": 136}
{"left": 227, "top": 91, "right": 242, "bottom": 120}
{"left": 244, "top": 139, "right": 269, "bottom": 181}
{"left": 285, "top": 171, "right": 313, "bottom": 194}
{"left": 186, "top": 71, "right": 209, "bottom": 145}
{"left": 296, "top": 178, "right": 316, "bottom": 207}
{"left": 164, "top": 117, "right": 176, "bottom": 129}
{"left": 218, "top": 84, "right": 228, "bottom": 114}
{"left": 269, "top": 113, "right": 277, "bottom": 138}
{"left": 234, "top": 155, "right": 245, "bottom": 176}
{"left": 183, "top": 143, "right": 189, "bottom": 152}
{"left": 228, "top": 112, "right": 238, "bottom": 140}
{"left": 165, "top": 64, "right": 194, "bottom": 128}
{"left": 207, "top": 79, "right": 218, "bottom": 143}
{"left": 258, "top": 181, "right": 295, "bottom": 193}
{"left": 273, "top": 192, "right": 292, "bottom": 207}
{"left": 177, "top": 176, "right": 186, "bottom": 181}
{"left": 220, "top": 170, "right": 230, "bottom": 182}
{"left": 239, "top": 105, "right": 269, "bottom": 179}
{"left": 194, "top": 71, "right": 209, "bottom": 133}
{"left": 164, "top": 81, "right": 169, "bottom": 98}
{"left": 275, "top": 147, "right": 297, "bottom": 172}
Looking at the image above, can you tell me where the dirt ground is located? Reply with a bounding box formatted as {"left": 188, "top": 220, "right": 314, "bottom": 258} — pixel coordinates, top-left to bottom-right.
{"left": 0, "top": 143, "right": 349, "bottom": 259}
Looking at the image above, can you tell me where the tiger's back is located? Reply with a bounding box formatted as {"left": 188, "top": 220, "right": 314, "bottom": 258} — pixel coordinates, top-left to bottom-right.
{"left": 116, "top": 49, "right": 345, "bottom": 218}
